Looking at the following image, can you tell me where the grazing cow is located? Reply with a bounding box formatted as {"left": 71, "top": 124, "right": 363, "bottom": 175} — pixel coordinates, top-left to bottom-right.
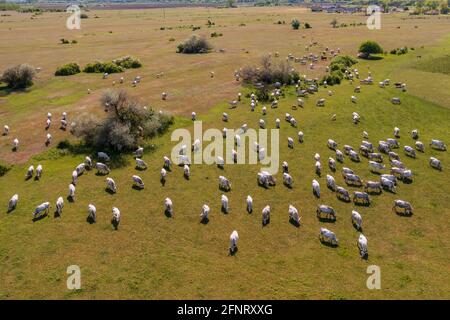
{"left": 404, "top": 146, "right": 416, "bottom": 158}
{"left": 35, "top": 164, "right": 43, "bottom": 180}
{"left": 388, "top": 151, "right": 400, "bottom": 161}
{"left": 314, "top": 153, "right": 320, "bottom": 161}
{"left": 106, "top": 177, "right": 117, "bottom": 193}
{"left": 390, "top": 159, "right": 404, "bottom": 169}
{"left": 259, "top": 119, "right": 266, "bottom": 129}
{"left": 8, "top": 194, "right": 19, "bottom": 212}
{"left": 229, "top": 230, "right": 239, "bottom": 255}
{"left": 200, "top": 204, "right": 210, "bottom": 222}
{"left": 68, "top": 184, "right": 76, "bottom": 200}
{"left": 262, "top": 107, "right": 267, "bottom": 115}
{"left": 136, "top": 158, "right": 148, "bottom": 170}
{"left": 344, "top": 173, "right": 363, "bottom": 187}
{"left": 429, "top": 157, "right": 442, "bottom": 171}
{"left": 222, "top": 112, "right": 228, "bottom": 122}
{"left": 386, "top": 138, "right": 399, "bottom": 149}
{"left": 216, "top": 156, "right": 225, "bottom": 169}
{"left": 45, "top": 133, "right": 52, "bottom": 146}
{"left": 394, "top": 127, "right": 400, "bottom": 138}
{"left": 179, "top": 144, "right": 187, "bottom": 155}
{"left": 192, "top": 139, "right": 201, "bottom": 153}
{"left": 312, "top": 179, "right": 320, "bottom": 197}
{"left": 98, "top": 152, "right": 110, "bottom": 162}
{"left": 297, "top": 98, "right": 304, "bottom": 108}
{"left": 262, "top": 205, "right": 271, "bottom": 226}
{"left": 351, "top": 95, "right": 357, "bottom": 103}
{"left": 391, "top": 97, "right": 401, "bottom": 105}
{"left": 283, "top": 173, "right": 293, "bottom": 188}
{"left": 365, "top": 181, "right": 382, "bottom": 193}
{"left": 363, "top": 131, "right": 369, "bottom": 139}
{"left": 96, "top": 163, "right": 110, "bottom": 175}
{"left": 378, "top": 141, "right": 390, "bottom": 154}
{"left": 282, "top": 161, "right": 289, "bottom": 173}
{"left": 415, "top": 141, "right": 425, "bottom": 153}
{"left": 430, "top": 139, "right": 446, "bottom": 151}
{"left": 315, "top": 161, "right": 322, "bottom": 176}
{"left": 336, "top": 186, "right": 351, "bottom": 202}
{"left": 344, "top": 145, "right": 353, "bottom": 155}
{"left": 45, "top": 118, "right": 51, "bottom": 130}
{"left": 132, "top": 175, "right": 144, "bottom": 189}
{"left": 393, "top": 199, "right": 413, "bottom": 216}
{"left": 234, "top": 134, "right": 241, "bottom": 148}
{"left": 352, "top": 112, "right": 360, "bottom": 124}
{"left": 246, "top": 195, "right": 253, "bottom": 213}
{"left": 135, "top": 147, "right": 144, "bottom": 158}
{"left": 231, "top": 149, "right": 237, "bottom": 163}
{"left": 326, "top": 175, "right": 336, "bottom": 191}
{"left": 191, "top": 112, "right": 196, "bottom": 121}
{"left": 351, "top": 210, "right": 362, "bottom": 230}
{"left": 55, "top": 197, "right": 64, "bottom": 216}
{"left": 3, "top": 125, "right": 9, "bottom": 136}
{"left": 219, "top": 175, "right": 231, "bottom": 191}
{"left": 369, "top": 161, "right": 385, "bottom": 174}
{"left": 257, "top": 171, "right": 276, "bottom": 188}
{"left": 287, "top": 137, "right": 294, "bottom": 149}
{"left": 161, "top": 92, "right": 167, "bottom": 100}
{"left": 163, "top": 156, "right": 171, "bottom": 170}
{"left": 361, "top": 141, "right": 374, "bottom": 153}
{"left": 222, "top": 128, "right": 227, "bottom": 139}
{"left": 87, "top": 204, "right": 96, "bottom": 223}
{"left": 26, "top": 165, "right": 34, "bottom": 179}
{"left": 111, "top": 207, "right": 121, "bottom": 230}
{"left": 316, "top": 205, "right": 336, "bottom": 221}
{"left": 353, "top": 191, "right": 370, "bottom": 205}
{"left": 381, "top": 177, "right": 396, "bottom": 193}
{"left": 289, "top": 205, "right": 300, "bottom": 226}
{"left": 75, "top": 163, "right": 85, "bottom": 176}
{"left": 240, "top": 123, "right": 248, "bottom": 133}
{"left": 183, "top": 164, "right": 190, "bottom": 179}
{"left": 12, "top": 138, "right": 19, "bottom": 151}
{"left": 275, "top": 118, "right": 280, "bottom": 129}
{"left": 342, "top": 167, "right": 354, "bottom": 176}
{"left": 71, "top": 170, "right": 78, "bottom": 185}
{"left": 349, "top": 150, "right": 360, "bottom": 162}
{"left": 85, "top": 156, "right": 92, "bottom": 169}
{"left": 164, "top": 198, "right": 173, "bottom": 217}
{"left": 327, "top": 139, "right": 338, "bottom": 150}
{"left": 368, "top": 152, "right": 383, "bottom": 163}
{"left": 316, "top": 98, "right": 325, "bottom": 107}
{"left": 60, "top": 119, "right": 67, "bottom": 130}
{"left": 33, "top": 202, "right": 50, "bottom": 219}
{"left": 290, "top": 117, "right": 297, "bottom": 128}
{"left": 411, "top": 129, "right": 419, "bottom": 140}
{"left": 319, "top": 228, "right": 338, "bottom": 246}
{"left": 221, "top": 194, "right": 229, "bottom": 213}
{"left": 357, "top": 234, "right": 368, "bottom": 258}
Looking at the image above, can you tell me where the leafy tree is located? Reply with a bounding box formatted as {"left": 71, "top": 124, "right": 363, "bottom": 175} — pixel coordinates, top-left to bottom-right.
{"left": 1, "top": 64, "right": 36, "bottom": 89}
{"left": 330, "top": 18, "right": 338, "bottom": 28}
{"left": 291, "top": 19, "right": 300, "bottom": 30}
{"left": 358, "top": 40, "right": 383, "bottom": 59}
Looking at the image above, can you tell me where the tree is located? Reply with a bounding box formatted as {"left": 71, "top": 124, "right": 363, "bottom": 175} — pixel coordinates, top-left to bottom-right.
{"left": 358, "top": 41, "right": 383, "bottom": 59}
{"left": 330, "top": 18, "right": 338, "bottom": 28}
{"left": 226, "top": 0, "right": 236, "bottom": 7}
{"left": 1, "top": 64, "right": 36, "bottom": 89}
{"left": 291, "top": 19, "right": 300, "bottom": 30}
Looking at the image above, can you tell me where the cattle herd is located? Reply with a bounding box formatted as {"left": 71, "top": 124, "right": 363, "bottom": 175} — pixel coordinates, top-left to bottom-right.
{"left": 3, "top": 51, "right": 447, "bottom": 259}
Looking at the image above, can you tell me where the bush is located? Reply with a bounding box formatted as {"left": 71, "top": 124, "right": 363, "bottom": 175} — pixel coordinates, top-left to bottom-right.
{"left": 241, "top": 55, "right": 299, "bottom": 86}
{"left": 83, "top": 61, "right": 124, "bottom": 74}
{"left": 55, "top": 63, "right": 81, "bottom": 76}
{"left": 321, "top": 70, "right": 343, "bottom": 86}
{"left": 80, "top": 13, "right": 88, "bottom": 19}
{"left": 113, "top": 56, "right": 142, "bottom": 69}
{"left": 60, "top": 38, "right": 70, "bottom": 44}
{"left": 359, "top": 40, "right": 383, "bottom": 59}
{"left": 321, "top": 55, "right": 357, "bottom": 86}
{"left": 291, "top": 19, "right": 300, "bottom": 30}
{"left": 1, "top": 64, "right": 36, "bottom": 89}
{"left": 0, "top": 163, "right": 11, "bottom": 177}
{"left": 210, "top": 32, "right": 223, "bottom": 37}
{"left": 304, "top": 22, "right": 312, "bottom": 29}
{"left": 177, "top": 35, "right": 212, "bottom": 54}
{"left": 71, "top": 90, "right": 174, "bottom": 151}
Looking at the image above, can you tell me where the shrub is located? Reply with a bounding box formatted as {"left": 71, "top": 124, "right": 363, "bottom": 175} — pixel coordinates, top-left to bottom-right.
{"left": 71, "top": 40, "right": 78, "bottom": 44}
{"left": 358, "top": 40, "right": 383, "bottom": 59}
{"left": 321, "top": 70, "right": 343, "bottom": 86}
{"left": 71, "top": 90, "right": 174, "bottom": 151}
{"left": 1, "top": 64, "right": 36, "bottom": 89}
{"left": 176, "top": 35, "right": 212, "bottom": 54}
{"left": 0, "top": 163, "right": 11, "bottom": 177}
{"left": 55, "top": 63, "right": 81, "bottom": 76}
{"left": 80, "top": 13, "right": 88, "bottom": 19}
{"left": 291, "top": 19, "right": 300, "bottom": 30}
{"left": 210, "top": 32, "right": 223, "bottom": 37}
{"left": 60, "top": 38, "right": 70, "bottom": 44}
{"left": 83, "top": 61, "right": 124, "bottom": 74}
{"left": 113, "top": 56, "right": 142, "bottom": 69}
{"left": 304, "top": 22, "right": 312, "bottom": 29}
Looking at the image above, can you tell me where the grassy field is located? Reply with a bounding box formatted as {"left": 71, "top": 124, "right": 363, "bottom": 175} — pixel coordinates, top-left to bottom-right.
{"left": 0, "top": 7, "right": 449, "bottom": 299}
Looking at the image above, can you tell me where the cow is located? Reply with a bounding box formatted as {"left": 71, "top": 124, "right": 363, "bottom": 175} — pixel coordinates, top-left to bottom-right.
{"left": 344, "top": 145, "right": 353, "bottom": 155}
{"left": 349, "top": 150, "right": 360, "bottom": 162}
{"left": 357, "top": 234, "right": 368, "bottom": 258}
{"left": 315, "top": 161, "right": 322, "bottom": 176}
{"left": 411, "top": 129, "right": 419, "bottom": 140}
{"left": 386, "top": 138, "right": 399, "bottom": 149}
{"left": 96, "top": 163, "right": 110, "bottom": 175}
{"left": 344, "top": 173, "right": 363, "bottom": 187}
{"left": 415, "top": 141, "right": 425, "bottom": 153}
{"left": 365, "top": 181, "right": 382, "bottom": 194}
{"left": 336, "top": 150, "right": 344, "bottom": 163}
{"left": 326, "top": 175, "right": 336, "bottom": 191}
{"left": 430, "top": 139, "right": 446, "bottom": 151}
{"left": 55, "top": 197, "right": 64, "bottom": 217}
{"left": 429, "top": 157, "right": 442, "bottom": 171}
{"left": 136, "top": 158, "right": 148, "bottom": 170}
{"left": 351, "top": 210, "right": 362, "bottom": 231}
{"left": 98, "top": 152, "right": 110, "bottom": 162}
{"left": 353, "top": 191, "right": 370, "bottom": 205}
{"left": 229, "top": 230, "right": 239, "bottom": 255}
{"left": 283, "top": 173, "right": 293, "bottom": 188}
{"left": 393, "top": 199, "right": 413, "bottom": 216}
{"left": 378, "top": 141, "right": 390, "bottom": 154}
{"left": 33, "top": 202, "right": 50, "bottom": 219}
{"left": 319, "top": 228, "right": 339, "bottom": 246}
{"left": 111, "top": 207, "right": 121, "bottom": 230}
{"left": 312, "top": 179, "right": 320, "bottom": 198}
{"left": 316, "top": 205, "right": 336, "bottom": 221}
{"left": 328, "top": 157, "right": 336, "bottom": 171}
{"left": 327, "top": 139, "right": 338, "bottom": 150}
{"left": 336, "top": 186, "right": 351, "bottom": 202}
{"left": 200, "top": 204, "right": 210, "bottom": 223}
{"left": 262, "top": 205, "right": 271, "bottom": 226}
{"left": 394, "top": 127, "right": 400, "bottom": 138}
{"left": 289, "top": 205, "right": 301, "bottom": 226}
{"left": 164, "top": 198, "right": 173, "bottom": 217}
{"left": 87, "top": 204, "right": 96, "bottom": 223}
{"left": 246, "top": 195, "right": 253, "bottom": 213}
{"left": 368, "top": 152, "right": 383, "bottom": 162}
{"left": 369, "top": 161, "right": 385, "bottom": 174}
{"left": 68, "top": 184, "right": 76, "bottom": 201}
{"left": 132, "top": 175, "right": 144, "bottom": 189}
{"left": 221, "top": 194, "right": 229, "bottom": 214}
{"left": 298, "top": 131, "right": 304, "bottom": 143}
{"left": 404, "top": 146, "right": 416, "bottom": 158}
{"left": 8, "top": 194, "right": 19, "bottom": 213}
{"left": 219, "top": 175, "right": 231, "bottom": 191}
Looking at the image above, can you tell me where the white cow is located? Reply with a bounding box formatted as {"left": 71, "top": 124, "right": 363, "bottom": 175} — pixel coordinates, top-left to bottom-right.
{"left": 35, "top": 164, "right": 43, "bottom": 180}
{"left": 96, "top": 162, "right": 110, "bottom": 175}
{"left": 12, "top": 138, "right": 19, "bottom": 150}
{"left": 289, "top": 205, "right": 300, "bottom": 226}
{"left": 315, "top": 161, "right": 322, "bottom": 176}
{"left": 429, "top": 157, "right": 442, "bottom": 171}
{"left": 200, "top": 204, "right": 210, "bottom": 222}
{"left": 136, "top": 158, "right": 148, "bottom": 170}
{"left": 287, "top": 137, "right": 294, "bottom": 149}
{"left": 259, "top": 119, "right": 266, "bottom": 129}
{"left": 163, "top": 156, "right": 171, "bottom": 170}
{"left": 312, "top": 179, "right": 320, "bottom": 197}
{"left": 282, "top": 161, "right": 289, "bottom": 173}
{"left": 262, "top": 205, "right": 271, "bottom": 226}
{"left": 381, "top": 177, "right": 396, "bottom": 193}
{"left": 336, "top": 150, "right": 344, "bottom": 163}
{"left": 106, "top": 177, "right": 117, "bottom": 193}
{"left": 85, "top": 156, "right": 92, "bottom": 169}
{"left": 317, "top": 205, "right": 336, "bottom": 220}
{"left": 229, "top": 230, "right": 239, "bottom": 254}
{"left": 8, "top": 194, "right": 19, "bottom": 212}
{"left": 328, "top": 157, "right": 336, "bottom": 171}
{"left": 76, "top": 163, "right": 86, "bottom": 176}
{"left": 33, "top": 202, "right": 50, "bottom": 219}
{"left": 404, "top": 146, "right": 416, "bottom": 158}
{"left": 369, "top": 161, "right": 385, "bottom": 173}
{"left": 219, "top": 175, "right": 231, "bottom": 191}
{"left": 298, "top": 131, "right": 304, "bottom": 143}
{"left": 415, "top": 141, "right": 425, "bottom": 153}
{"left": 246, "top": 195, "right": 253, "bottom": 213}
{"left": 393, "top": 199, "right": 413, "bottom": 216}
{"left": 164, "top": 198, "right": 173, "bottom": 217}
{"left": 135, "top": 147, "right": 144, "bottom": 158}
{"left": 430, "top": 139, "right": 446, "bottom": 151}
{"left": 351, "top": 210, "right": 362, "bottom": 230}
{"left": 216, "top": 156, "right": 225, "bottom": 169}
{"left": 132, "top": 175, "right": 144, "bottom": 189}
{"left": 3, "top": 125, "right": 9, "bottom": 136}
{"left": 68, "top": 184, "right": 76, "bottom": 200}
{"left": 26, "top": 165, "right": 34, "bottom": 179}
{"left": 357, "top": 234, "right": 368, "bottom": 258}
{"left": 98, "top": 152, "right": 110, "bottom": 162}
{"left": 319, "top": 228, "right": 338, "bottom": 246}
{"left": 45, "top": 133, "right": 52, "bottom": 146}
{"left": 111, "top": 207, "right": 121, "bottom": 230}
{"left": 88, "top": 204, "right": 97, "bottom": 223}
{"left": 394, "top": 127, "right": 400, "bottom": 138}
{"left": 221, "top": 194, "right": 229, "bottom": 213}
{"left": 56, "top": 197, "right": 64, "bottom": 216}
{"left": 183, "top": 164, "right": 190, "bottom": 179}
{"left": 191, "top": 112, "right": 196, "bottom": 121}
{"left": 326, "top": 174, "right": 336, "bottom": 191}
{"left": 327, "top": 139, "right": 338, "bottom": 150}
{"left": 283, "top": 173, "right": 293, "bottom": 188}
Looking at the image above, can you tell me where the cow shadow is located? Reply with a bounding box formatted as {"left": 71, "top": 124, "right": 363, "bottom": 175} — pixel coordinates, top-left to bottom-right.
{"left": 289, "top": 219, "right": 300, "bottom": 228}
{"left": 200, "top": 217, "right": 209, "bottom": 225}
{"left": 135, "top": 166, "right": 147, "bottom": 171}
{"left": 25, "top": 176, "right": 33, "bottom": 181}
{"left": 320, "top": 241, "right": 339, "bottom": 248}
{"left": 354, "top": 201, "right": 370, "bottom": 207}
{"left": 164, "top": 209, "right": 173, "bottom": 218}
{"left": 229, "top": 247, "right": 238, "bottom": 256}
{"left": 262, "top": 219, "right": 270, "bottom": 227}
{"left": 105, "top": 188, "right": 116, "bottom": 195}
{"left": 132, "top": 185, "right": 144, "bottom": 191}
{"left": 67, "top": 196, "right": 74, "bottom": 203}
{"left": 86, "top": 216, "right": 96, "bottom": 224}
{"left": 317, "top": 216, "right": 336, "bottom": 223}
{"left": 54, "top": 210, "right": 61, "bottom": 218}
{"left": 32, "top": 213, "right": 48, "bottom": 222}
